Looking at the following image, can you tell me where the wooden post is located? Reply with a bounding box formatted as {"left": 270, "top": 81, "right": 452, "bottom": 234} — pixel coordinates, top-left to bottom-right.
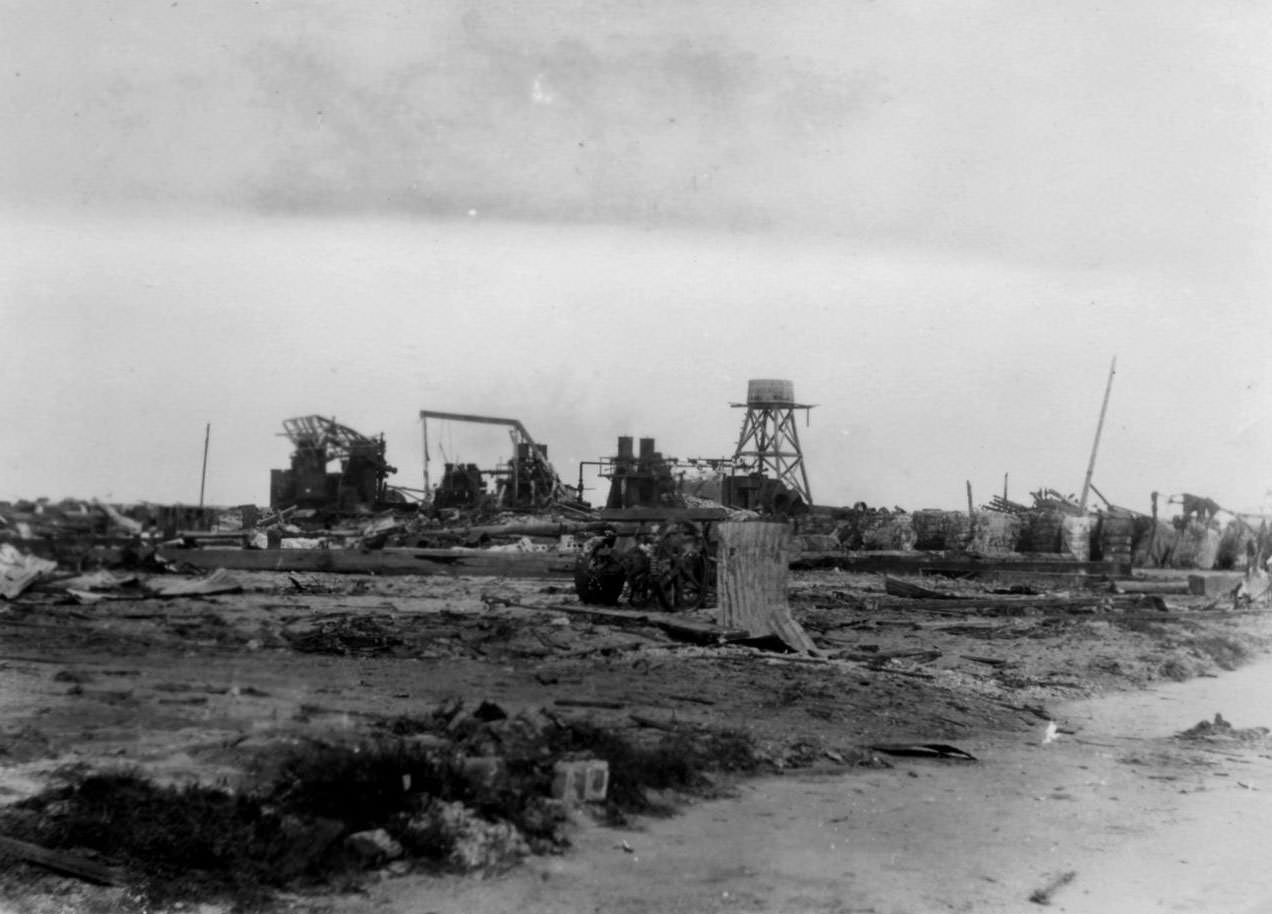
{"left": 198, "top": 422, "right": 210, "bottom": 509}
{"left": 1148, "top": 490, "right": 1159, "bottom": 567}
{"left": 966, "top": 480, "right": 977, "bottom": 546}
{"left": 422, "top": 419, "right": 431, "bottom": 496}
{"left": 717, "top": 521, "right": 818, "bottom": 654}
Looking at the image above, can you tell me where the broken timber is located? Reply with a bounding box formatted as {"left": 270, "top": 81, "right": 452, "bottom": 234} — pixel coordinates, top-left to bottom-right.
{"left": 793, "top": 552, "right": 1132, "bottom": 577}
{"left": 543, "top": 603, "right": 751, "bottom": 646}
{"left": 0, "top": 833, "right": 120, "bottom": 885}
{"left": 156, "top": 546, "right": 577, "bottom": 578}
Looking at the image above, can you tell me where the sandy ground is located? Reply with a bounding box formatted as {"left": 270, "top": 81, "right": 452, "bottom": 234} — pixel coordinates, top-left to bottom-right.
{"left": 0, "top": 566, "right": 1269, "bottom": 912}
{"left": 368, "top": 662, "right": 1272, "bottom": 914}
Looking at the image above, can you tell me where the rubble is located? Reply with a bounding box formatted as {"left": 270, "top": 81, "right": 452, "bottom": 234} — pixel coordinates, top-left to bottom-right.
{"left": 0, "top": 544, "right": 58, "bottom": 599}
{"left": 345, "top": 828, "right": 404, "bottom": 864}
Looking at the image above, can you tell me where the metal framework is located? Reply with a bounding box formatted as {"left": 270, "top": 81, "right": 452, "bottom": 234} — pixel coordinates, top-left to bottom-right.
{"left": 281, "top": 415, "right": 381, "bottom": 459}
{"left": 418, "top": 409, "right": 570, "bottom": 508}
{"left": 273, "top": 415, "right": 397, "bottom": 510}
{"left": 730, "top": 384, "right": 814, "bottom": 506}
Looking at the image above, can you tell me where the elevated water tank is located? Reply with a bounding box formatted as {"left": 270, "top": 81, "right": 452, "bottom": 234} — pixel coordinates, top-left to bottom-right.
{"left": 746, "top": 378, "right": 796, "bottom": 406}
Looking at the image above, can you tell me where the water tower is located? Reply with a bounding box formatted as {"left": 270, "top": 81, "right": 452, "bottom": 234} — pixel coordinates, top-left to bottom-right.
{"left": 730, "top": 378, "right": 814, "bottom": 506}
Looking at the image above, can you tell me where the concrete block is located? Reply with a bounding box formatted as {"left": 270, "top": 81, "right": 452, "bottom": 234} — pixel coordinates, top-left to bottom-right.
{"left": 345, "top": 828, "right": 403, "bottom": 864}
{"left": 1189, "top": 573, "right": 1243, "bottom": 597}
{"left": 551, "top": 759, "right": 609, "bottom": 803}
{"left": 460, "top": 755, "right": 506, "bottom": 789}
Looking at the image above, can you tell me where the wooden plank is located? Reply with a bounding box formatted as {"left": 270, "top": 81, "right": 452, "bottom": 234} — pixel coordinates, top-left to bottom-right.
{"left": 157, "top": 547, "right": 576, "bottom": 578}
{"left": 791, "top": 552, "right": 1132, "bottom": 576}
{"left": 884, "top": 576, "right": 962, "bottom": 599}
{"left": 0, "top": 834, "right": 120, "bottom": 885}
{"left": 539, "top": 602, "right": 750, "bottom": 644}
{"left": 1112, "top": 580, "right": 1191, "bottom": 595}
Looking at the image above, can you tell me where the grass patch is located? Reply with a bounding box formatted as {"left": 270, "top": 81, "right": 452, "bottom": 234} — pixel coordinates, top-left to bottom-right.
{"left": 4, "top": 771, "right": 321, "bottom": 908}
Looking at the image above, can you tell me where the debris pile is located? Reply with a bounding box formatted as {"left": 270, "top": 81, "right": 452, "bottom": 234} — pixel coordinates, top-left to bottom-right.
{"left": 1175, "top": 713, "right": 1270, "bottom": 743}
{"left": 0, "top": 700, "right": 760, "bottom": 905}
{"left": 0, "top": 543, "right": 58, "bottom": 599}
{"left": 284, "top": 615, "right": 405, "bottom": 657}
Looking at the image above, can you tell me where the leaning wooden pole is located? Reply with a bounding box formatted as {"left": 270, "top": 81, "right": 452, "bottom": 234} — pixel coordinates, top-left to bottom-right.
{"left": 198, "top": 422, "right": 211, "bottom": 509}
{"left": 1078, "top": 356, "right": 1117, "bottom": 512}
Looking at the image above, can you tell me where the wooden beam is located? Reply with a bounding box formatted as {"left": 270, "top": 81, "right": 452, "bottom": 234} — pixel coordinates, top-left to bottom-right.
{"left": 157, "top": 547, "right": 576, "bottom": 578}
{"left": 0, "top": 834, "right": 120, "bottom": 885}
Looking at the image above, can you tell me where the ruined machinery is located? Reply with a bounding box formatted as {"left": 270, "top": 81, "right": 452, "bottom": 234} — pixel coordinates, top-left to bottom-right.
{"left": 571, "top": 380, "right": 813, "bottom": 610}
{"left": 572, "top": 435, "right": 726, "bottom": 610}
{"left": 419, "top": 410, "right": 573, "bottom": 513}
{"left": 269, "top": 415, "right": 400, "bottom": 515}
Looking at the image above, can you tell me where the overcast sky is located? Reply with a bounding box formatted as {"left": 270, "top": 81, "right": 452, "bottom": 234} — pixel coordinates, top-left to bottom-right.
{"left": 2, "top": 0, "right": 1270, "bottom": 512}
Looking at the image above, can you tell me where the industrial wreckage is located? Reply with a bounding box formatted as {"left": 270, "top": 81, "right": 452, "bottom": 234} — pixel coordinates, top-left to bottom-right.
{"left": 261, "top": 381, "right": 818, "bottom": 612}
{"left": 4, "top": 379, "right": 1272, "bottom": 913}
{"left": 129, "top": 374, "right": 1268, "bottom": 594}
{"left": 7, "top": 376, "right": 1266, "bottom": 590}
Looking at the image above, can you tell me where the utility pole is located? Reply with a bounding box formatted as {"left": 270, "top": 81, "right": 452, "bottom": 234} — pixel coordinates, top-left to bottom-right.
{"left": 421, "top": 418, "right": 431, "bottom": 496}
{"left": 1078, "top": 357, "right": 1117, "bottom": 512}
{"left": 198, "top": 423, "right": 211, "bottom": 509}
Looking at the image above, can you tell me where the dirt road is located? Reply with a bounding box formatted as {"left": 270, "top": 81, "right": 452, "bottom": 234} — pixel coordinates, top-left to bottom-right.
{"left": 359, "top": 657, "right": 1272, "bottom": 914}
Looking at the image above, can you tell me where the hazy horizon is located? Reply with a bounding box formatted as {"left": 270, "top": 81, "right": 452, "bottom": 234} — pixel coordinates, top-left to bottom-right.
{"left": 3, "top": 1, "right": 1269, "bottom": 514}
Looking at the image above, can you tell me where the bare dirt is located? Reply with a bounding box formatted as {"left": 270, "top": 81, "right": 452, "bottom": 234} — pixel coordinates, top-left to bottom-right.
{"left": 1, "top": 567, "right": 1269, "bottom": 913}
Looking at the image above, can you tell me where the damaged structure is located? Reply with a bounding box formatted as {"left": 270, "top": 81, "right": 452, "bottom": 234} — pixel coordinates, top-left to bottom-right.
{"left": 269, "top": 416, "right": 400, "bottom": 515}
{"left": 419, "top": 410, "right": 574, "bottom": 513}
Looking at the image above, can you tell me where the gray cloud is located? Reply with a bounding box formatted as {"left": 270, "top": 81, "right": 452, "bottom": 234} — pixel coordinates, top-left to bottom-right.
{"left": 239, "top": 24, "right": 874, "bottom": 228}
{"left": 2, "top": 1, "right": 1268, "bottom": 273}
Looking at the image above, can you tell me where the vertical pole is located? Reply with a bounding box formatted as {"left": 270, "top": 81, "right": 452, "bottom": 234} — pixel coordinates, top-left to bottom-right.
{"left": 1148, "top": 490, "right": 1159, "bottom": 567}
{"left": 1079, "top": 356, "right": 1117, "bottom": 512}
{"left": 198, "top": 423, "right": 210, "bottom": 509}
{"left": 966, "top": 480, "right": 975, "bottom": 519}
{"left": 422, "top": 419, "right": 430, "bottom": 497}
{"left": 1003, "top": 473, "right": 1009, "bottom": 501}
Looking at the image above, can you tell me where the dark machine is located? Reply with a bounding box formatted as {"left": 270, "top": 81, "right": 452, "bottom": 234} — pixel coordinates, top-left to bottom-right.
{"left": 571, "top": 421, "right": 814, "bottom": 610}
{"left": 419, "top": 410, "right": 572, "bottom": 512}
{"left": 433, "top": 463, "right": 487, "bottom": 510}
{"left": 269, "top": 416, "right": 399, "bottom": 514}
{"left": 573, "top": 435, "right": 727, "bottom": 611}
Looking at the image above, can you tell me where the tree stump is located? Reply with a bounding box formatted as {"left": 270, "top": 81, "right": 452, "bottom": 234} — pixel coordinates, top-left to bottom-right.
{"left": 717, "top": 521, "right": 818, "bottom": 654}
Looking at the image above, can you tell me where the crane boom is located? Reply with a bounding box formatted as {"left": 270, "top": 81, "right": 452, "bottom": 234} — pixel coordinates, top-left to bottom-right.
{"left": 418, "top": 409, "right": 569, "bottom": 509}
{"left": 416, "top": 410, "right": 540, "bottom": 449}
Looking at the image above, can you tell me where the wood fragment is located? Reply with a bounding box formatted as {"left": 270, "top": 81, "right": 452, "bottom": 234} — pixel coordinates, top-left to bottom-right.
{"left": 0, "top": 834, "right": 120, "bottom": 885}
{"left": 629, "top": 712, "right": 678, "bottom": 731}
{"left": 841, "top": 648, "right": 942, "bottom": 664}
{"left": 869, "top": 743, "right": 977, "bottom": 761}
{"left": 884, "top": 576, "right": 963, "bottom": 600}
{"left": 1112, "top": 580, "right": 1189, "bottom": 595}
{"left": 668, "top": 693, "right": 716, "bottom": 706}
{"left": 1029, "top": 870, "right": 1076, "bottom": 905}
